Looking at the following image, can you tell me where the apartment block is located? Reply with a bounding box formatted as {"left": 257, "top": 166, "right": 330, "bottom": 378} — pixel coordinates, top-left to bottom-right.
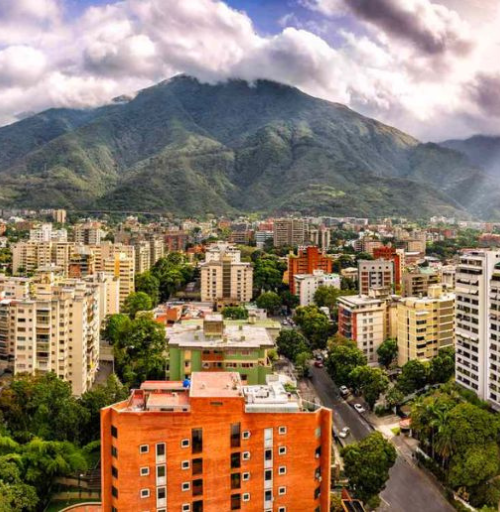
{"left": 337, "top": 294, "right": 388, "bottom": 362}
{"left": 166, "top": 314, "right": 274, "bottom": 384}
{"left": 288, "top": 247, "right": 333, "bottom": 295}
{"left": 273, "top": 219, "right": 307, "bottom": 248}
{"left": 358, "top": 259, "right": 394, "bottom": 295}
{"left": 101, "top": 372, "right": 332, "bottom": 512}
{"left": 147, "top": 235, "right": 165, "bottom": 267}
{"left": 12, "top": 241, "right": 75, "bottom": 275}
{"left": 455, "top": 250, "right": 500, "bottom": 402}
{"left": 397, "top": 284, "right": 455, "bottom": 366}
{"left": 74, "top": 222, "right": 104, "bottom": 245}
{"left": 373, "top": 246, "right": 404, "bottom": 292}
{"left": 134, "top": 241, "right": 152, "bottom": 274}
{"left": 200, "top": 243, "right": 253, "bottom": 305}
{"left": 29, "top": 223, "right": 67, "bottom": 242}
{"left": 294, "top": 270, "right": 341, "bottom": 307}
{"left": 103, "top": 252, "right": 135, "bottom": 309}
{"left": 255, "top": 230, "right": 273, "bottom": 249}
{"left": 402, "top": 268, "right": 440, "bottom": 297}
{"left": 0, "top": 274, "right": 101, "bottom": 395}
{"left": 307, "top": 226, "right": 331, "bottom": 250}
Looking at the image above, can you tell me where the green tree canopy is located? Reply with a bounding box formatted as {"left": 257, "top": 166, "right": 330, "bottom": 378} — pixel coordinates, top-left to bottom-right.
{"left": 256, "top": 291, "right": 282, "bottom": 314}
{"left": 221, "top": 306, "right": 249, "bottom": 320}
{"left": 429, "top": 347, "right": 455, "bottom": 384}
{"left": 135, "top": 271, "right": 160, "bottom": 305}
{"left": 102, "top": 313, "right": 132, "bottom": 345}
{"left": 396, "top": 359, "right": 429, "bottom": 395}
{"left": 326, "top": 340, "right": 367, "bottom": 387}
{"left": 349, "top": 366, "right": 389, "bottom": 409}
{"left": 341, "top": 432, "right": 397, "bottom": 503}
{"left": 377, "top": 339, "right": 398, "bottom": 368}
{"left": 122, "top": 291, "right": 153, "bottom": 319}
{"left": 276, "top": 329, "right": 310, "bottom": 362}
{"left": 294, "top": 305, "right": 332, "bottom": 350}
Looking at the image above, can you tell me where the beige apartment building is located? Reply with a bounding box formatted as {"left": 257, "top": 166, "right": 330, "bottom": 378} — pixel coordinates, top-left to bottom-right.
{"left": 358, "top": 259, "right": 394, "bottom": 295}
{"left": 133, "top": 240, "right": 151, "bottom": 274}
{"left": 402, "top": 269, "right": 440, "bottom": 297}
{"left": 12, "top": 241, "right": 76, "bottom": 275}
{"left": 0, "top": 274, "right": 102, "bottom": 395}
{"left": 397, "top": 284, "right": 455, "bottom": 366}
{"left": 273, "top": 218, "right": 307, "bottom": 247}
{"left": 74, "top": 222, "right": 104, "bottom": 245}
{"left": 103, "top": 252, "right": 135, "bottom": 308}
{"left": 200, "top": 242, "right": 253, "bottom": 305}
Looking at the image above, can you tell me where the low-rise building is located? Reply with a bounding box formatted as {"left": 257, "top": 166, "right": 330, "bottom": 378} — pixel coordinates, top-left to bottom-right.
{"left": 294, "top": 270, "right": 341, "bottom": 306}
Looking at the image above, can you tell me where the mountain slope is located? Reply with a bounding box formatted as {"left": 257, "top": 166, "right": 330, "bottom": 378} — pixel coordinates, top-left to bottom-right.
{"left": 441, "top": 135, "right": 500, "bottom": 181}
{"left": 1, "top": 75, "right": 499, "bottom": 218}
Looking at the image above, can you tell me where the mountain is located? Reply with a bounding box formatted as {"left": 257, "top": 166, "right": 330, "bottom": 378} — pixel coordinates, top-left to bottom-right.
{"left": 441, "top": 135, "right": 500, "bottom": 180}
{"left": 1, "top": 75, "right": 500, "bottom": 218}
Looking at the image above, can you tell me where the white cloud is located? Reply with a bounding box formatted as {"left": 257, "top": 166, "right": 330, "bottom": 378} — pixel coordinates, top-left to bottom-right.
{"left": 0, "top": 0, "right": 498, "bottom": 141}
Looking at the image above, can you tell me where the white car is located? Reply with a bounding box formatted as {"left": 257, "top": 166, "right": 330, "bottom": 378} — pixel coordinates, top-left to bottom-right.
{"left": 339, "top": 385, "right": 349, "bottom": 396}
{"left": 338, "top": 427, "right": 350, "bottom": 438}
{"left": 354, "top": 403, "right": 366, "bottom": 414}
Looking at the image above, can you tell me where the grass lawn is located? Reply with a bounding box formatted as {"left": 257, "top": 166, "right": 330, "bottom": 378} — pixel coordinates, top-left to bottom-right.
{"left": 45, "top": 498, "right": 101, "bottom": 512}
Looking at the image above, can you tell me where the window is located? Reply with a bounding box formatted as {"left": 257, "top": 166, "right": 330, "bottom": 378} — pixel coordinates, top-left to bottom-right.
{"left": 140, "top": 444, "right": 149, "bottom": 454}
{"left": 231, "top": 423, "right": 241, "bottom": 448}
{"left": 192, "top": 428, "right": 203, "bottom": 454}
{"left": 181, "top": 439, "right": 190, "bottom": 448}
{"left": 156, "top": 443, "right": 166, "bottom": 457}
{"left": 111, "top": 446, "right": 118, "bottom": 458}
{"left": 264, "top": 449, "right": 272, "bottom": 461}
{"left": 279, "top": 486, "right": 286, "bottom": 495}
{"left": 278, "top": 508, "right": 287, "bottom": 512}
{"left": 242, "top": 451, "right": 250, "bottom": 461}
{"left": 231, "top": 494, "right": 241, "bottom": 510}
{"left": 193, "top": 479, "right": 203, "bottom": 497}
{"left": 111, "top": 425, "right": 118, "bottom": 438}
{"left": 242, "top": 472, "right": 250, "bottom": 481}
{"left": 182, "top": 460, "right": 190, "bottom": 470}
{"left": 278, "top": 446, "right": 287, "bottom": 455}
{"left": 193, "top": 501, "right": 203, "bottom": 512}
{"left": 264, "top": 469, "right": 272, "bottom": 481}
{"left": 182, "top": 482, "right": 191, "bottom": 492}
{"left": 157, "top": 465, "right": 166, "bottom": 479}
{"left": 242, "top": 430, "right": 250, "bottom": 440}
{"left": 279, "top": 466, "right": 286, "bottom": 475}
{"left": 278, "top": 426, "right": 287, "bottom": 435}
{"left": 264, "top": 490, "right": 272, "bottom": 502}
{"left": 314, "top": 487, "right": 321, "bottom": 499}
{"left": 182, "top": 505, "right": 191, "bottom": 512}
{"left": 157, "top": 487, "right": 166, "bottom": 500}
{"left": 242, "top": 493, "right": 250, "bottom": 502}
{"left": 111, "top": 466, "right": 118, "bottom": 478}
{"left": 231, "top": 473, "right": 241, "bottom": 490}
{"left": 140, "top": 489, "right": 150, "bottom": 498}
{"left": 231, "top": 452, "right": 241, "bottom": 469}
{"left": 192, "top": 458, "right": 203, "bottom": 476}
{"left": 111, "top": 486, "right": 118, "bottom": 498}
{"left": 140, "top": 467, "right": 149, "bottom": 476}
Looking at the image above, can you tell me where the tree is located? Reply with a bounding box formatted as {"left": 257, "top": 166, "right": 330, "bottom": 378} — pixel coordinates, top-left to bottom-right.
{"left": 102, "top": 313, "right": 132, "bottom": 345}
{"left": 276, "top": 330, "right": 310, "bottom": 362}
{"left": 314, "top": 285, "right": 342, "bottom": 311}
{"left": 396, "top": 360, "right": 429, "bottom": 395}
{"left": 279, "top": 289, "right": 299, "bottom": 313}
{"left": 349, "top": 366, "right": 389, "bottom": 409}
{"left": 122, "top": 291, "right": 153, "bottom": 318}
{"left": 256, "top": 291, "right": 282, "bottom": 314}
{"left": 330, "top": 494, "right": 344, "bottom": 512}
{"left": 448, "top": 444, "right": 500, "bottom": 489}
{"left": 253, "top": 257, "right": 286, "bottom": 294}
{"left": 221, "top": 306, "right": 249, "bottom": 320}
{"left": 429, "top": 347, "right": 455, "bottom": 384}
{"left": 295, "top": 351, "right": 312, "bottom": 377}
{"left": 113, "top": 315, "right": 167, "bottom": 387}
{"left": 385, "top": 386, "right": 405, "bottom": 409}
{"left": 0, "top": 481, "right": 38, "bottom": 511}
{"left": 294, "top": 305, "right": 332, "bottom": 349}
{"left": 341, "top": 432, "right": 397, "bottom": 503}
{"left": 377, "top": 339, "right": 398, "bottom": 368}
{"left": 326, "top": 340, "right": 367, "bottom": 387}
{"left": 135, "top": 272, "right": 160, "bottom": 305}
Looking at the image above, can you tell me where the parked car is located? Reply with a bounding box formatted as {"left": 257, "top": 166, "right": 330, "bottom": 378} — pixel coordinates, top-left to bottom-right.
{"left": 354, "top": 403, "right": 366, "bottom": 414}
{"left": 339, "top": 385, "right": 350, "bottom": 396}
{"left": 314, "top": 360, "right": 324, "bottom": 368}
{"left": 338, "top": 427, "right": 350, "bottom": 439}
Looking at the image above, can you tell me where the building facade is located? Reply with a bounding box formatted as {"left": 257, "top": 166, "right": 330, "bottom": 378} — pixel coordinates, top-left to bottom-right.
{"left": 294, "top": 270, "right": 341, "bottom": 307}
{"left": 397, "top": 284, "right": 455, "bottom": 366}
{"left": 273, "top": 219, "right": 307, "bottom": 248}
{"left": 358, "top": 259, "right": 394, "bottom": 295}
{"left": 101, "top": 372, "right": 332, "bottom": 512}
{"left": 288, "top": 247, "right": 333, "bottom": 295}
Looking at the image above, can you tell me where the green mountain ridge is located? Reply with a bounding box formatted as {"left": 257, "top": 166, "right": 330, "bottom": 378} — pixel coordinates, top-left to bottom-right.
{"left": 0, "top": 75, "right": 499, "bottom": 218}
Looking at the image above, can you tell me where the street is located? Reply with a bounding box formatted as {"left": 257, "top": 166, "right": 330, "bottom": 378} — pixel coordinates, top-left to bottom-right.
{"left": 310, "top": 366, "right": 454, "bottom": 512}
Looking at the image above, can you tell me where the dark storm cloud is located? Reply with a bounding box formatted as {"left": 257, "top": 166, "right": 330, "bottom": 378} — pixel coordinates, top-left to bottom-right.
{"left": 345, "top": 0, "right": 473, "bottom": 56}
{"left": 469, "top": 73, "right": 500, "bottom": 117}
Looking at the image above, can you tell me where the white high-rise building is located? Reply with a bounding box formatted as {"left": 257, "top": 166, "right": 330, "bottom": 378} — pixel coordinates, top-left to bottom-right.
{"left": 455, "top": 250, "right": 500, "bottom": 405}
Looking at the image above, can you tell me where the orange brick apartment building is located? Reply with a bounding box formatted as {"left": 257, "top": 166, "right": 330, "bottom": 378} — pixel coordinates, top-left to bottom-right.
{"left": 288, "top": 246, "right": 333, "bottom": 295}
{"left": 101, "top": 372, "right": 332, "bottom": 512}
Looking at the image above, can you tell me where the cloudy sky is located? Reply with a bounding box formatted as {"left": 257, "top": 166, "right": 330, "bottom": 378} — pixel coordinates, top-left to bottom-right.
{"left": 0, "top": 0, "right": 499, "bottom": 140}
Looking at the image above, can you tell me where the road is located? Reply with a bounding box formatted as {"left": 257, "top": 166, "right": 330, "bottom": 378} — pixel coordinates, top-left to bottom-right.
{"left": 310, "top": 366, "right": 454, "bottom": 512}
